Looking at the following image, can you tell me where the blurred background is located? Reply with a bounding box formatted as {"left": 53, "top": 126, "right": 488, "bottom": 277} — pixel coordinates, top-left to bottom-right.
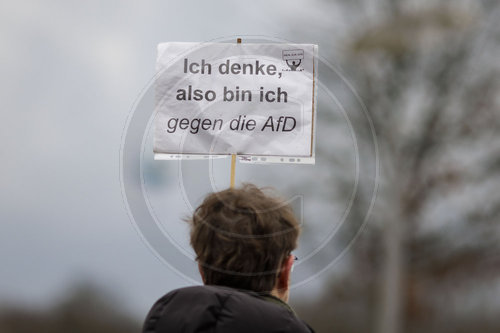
{"left": 1, "top": 0, "right": 499, "bottom": 332}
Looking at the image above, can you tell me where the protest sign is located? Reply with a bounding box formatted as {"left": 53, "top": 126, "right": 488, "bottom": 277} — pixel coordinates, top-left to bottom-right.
{"left": 154, "top": 42, "right": 317, "bottom": 164}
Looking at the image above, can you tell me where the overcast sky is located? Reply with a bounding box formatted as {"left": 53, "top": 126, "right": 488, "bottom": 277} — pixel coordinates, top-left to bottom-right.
{"left": 0, "top": 0, "right": 350, "bottom": 319}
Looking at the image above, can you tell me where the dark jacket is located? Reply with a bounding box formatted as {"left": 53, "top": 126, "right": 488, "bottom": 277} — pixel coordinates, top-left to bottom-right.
{"left": 143, "top": 285, "right": 314, "bottom": 333}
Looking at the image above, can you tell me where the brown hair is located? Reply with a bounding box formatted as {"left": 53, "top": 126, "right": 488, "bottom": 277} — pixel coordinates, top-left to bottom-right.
{"left": 188, "top": 183, "right": 300, "bottom": 293}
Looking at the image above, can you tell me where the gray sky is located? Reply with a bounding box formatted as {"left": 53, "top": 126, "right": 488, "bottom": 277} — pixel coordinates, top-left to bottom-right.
{"left": 0, "top": 0, "right": 342, "bottom": 319}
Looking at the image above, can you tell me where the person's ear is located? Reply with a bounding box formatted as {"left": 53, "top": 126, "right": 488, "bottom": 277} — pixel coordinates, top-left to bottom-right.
{"left": 198, "top": 262, "right": 206, "bottom": 283}
{"left": 277, "top": 255, "right": 295, "bottom": 291}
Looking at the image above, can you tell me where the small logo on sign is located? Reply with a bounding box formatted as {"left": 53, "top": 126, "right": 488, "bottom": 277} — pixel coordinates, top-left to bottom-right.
{"left": 282, "top": 49, "right": 304, "bottom": 71}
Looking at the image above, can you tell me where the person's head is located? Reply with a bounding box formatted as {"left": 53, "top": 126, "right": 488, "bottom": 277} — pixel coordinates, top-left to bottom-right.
{"left": 188, "top": 183, "right": 300, "bottom": 300}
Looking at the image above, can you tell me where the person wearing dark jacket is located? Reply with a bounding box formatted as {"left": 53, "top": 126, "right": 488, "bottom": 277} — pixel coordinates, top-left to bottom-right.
{"left": 143, "top": 184, "right": 315, "bottom": 333}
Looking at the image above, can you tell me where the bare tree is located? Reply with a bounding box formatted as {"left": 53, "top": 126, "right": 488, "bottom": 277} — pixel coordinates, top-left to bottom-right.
{"left": 293, "top": 1, "right": 500, "bottom": 332}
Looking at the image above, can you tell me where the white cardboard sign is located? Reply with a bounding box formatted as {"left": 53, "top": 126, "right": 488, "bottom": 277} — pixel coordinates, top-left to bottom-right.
{"left": 153, "top": 42, "right": 317, "bottom": 164}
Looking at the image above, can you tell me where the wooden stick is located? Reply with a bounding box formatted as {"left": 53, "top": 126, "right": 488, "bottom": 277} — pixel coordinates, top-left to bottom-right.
{"left": 230, "top": 38, "right": 241, "bottom": 189}
{"left": 230, "top": 154, "right": 236, "bottom": 188}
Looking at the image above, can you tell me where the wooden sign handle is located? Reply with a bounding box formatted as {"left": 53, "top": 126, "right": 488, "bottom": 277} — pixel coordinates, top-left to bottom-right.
{"left": 230, "top": 38, "right": 241, "bottom": 189}
{"left": 230, "top": 154, "right": 236, "bottom": 188}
